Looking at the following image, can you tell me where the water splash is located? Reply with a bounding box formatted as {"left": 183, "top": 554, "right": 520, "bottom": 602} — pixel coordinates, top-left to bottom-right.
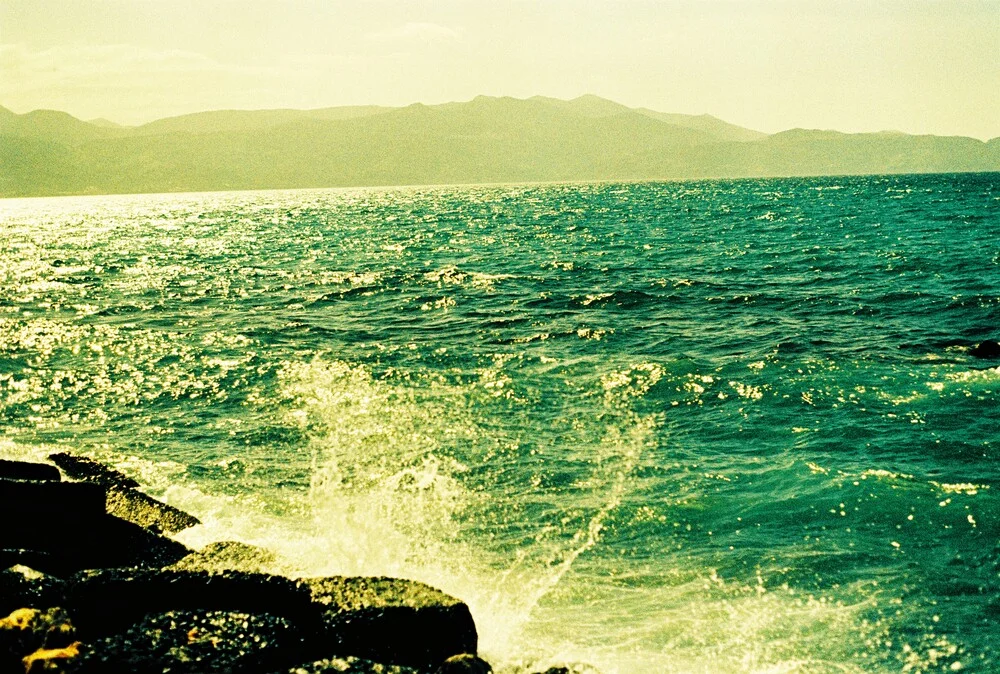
{"left": 278, "top": 358, "right": 476, "bottom": 578}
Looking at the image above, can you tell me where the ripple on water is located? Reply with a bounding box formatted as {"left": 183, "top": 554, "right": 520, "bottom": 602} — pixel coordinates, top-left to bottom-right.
{"left": 1, "top": 175, "right": 998, "bottom": 672}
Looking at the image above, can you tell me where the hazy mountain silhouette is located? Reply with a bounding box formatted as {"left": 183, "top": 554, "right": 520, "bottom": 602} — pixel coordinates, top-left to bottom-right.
{"left": 634, "top": 108, "right": 767, "bottom": 142}
{"left": 1, "top": 96, "right": 997, "bottom": 197}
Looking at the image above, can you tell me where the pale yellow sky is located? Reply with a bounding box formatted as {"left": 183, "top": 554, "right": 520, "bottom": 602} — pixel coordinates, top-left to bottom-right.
{"left": 1, "top": 0, "right": 998, "bottom": 139}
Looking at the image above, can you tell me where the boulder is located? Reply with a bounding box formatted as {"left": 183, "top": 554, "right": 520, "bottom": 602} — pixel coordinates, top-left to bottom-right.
{"left": 61, "top": 569, "right": 477, "bottom": 667}
{"left": 45, "top": 454, "right": 139, "bottom": 489}
{"left": 285, "top": 656, "right": 419, "bottom": 673}
{"left": 0, "top": 480, "right": 105, "bottom": 521}
{"left": 0, "top": 565, "right": 66, "bottom": 616}
{"left": 22, "top": 641, "right": 81, "bottom": 674}
{"left": 0, "top": 481, "right": 122, "bottom": 573}
{"left": 2, "top": 549, "right": 78, "bottom": 579}
{"left": 67, "top": 610, "right": 303, "bottom": 674}
{"left": 435, "top": 653, "right": 492, "bottom": 673}
{"left": 2, "top": 514, "right": 189, "bottom": 575}
{"left": 102, "top": 488, "right": 201, "bottom": 535}
{"left": 48, "top": 453, "right": 200, "bottom": 534}
{"left": 170, "top": 541, "right": 280, "bottom": 574}
{"left": 0, "top": 607, "right": 75, "bottom": 672}
{"left": 300, "top": 576, "right": 477, "bottom": 669}
{"left": 80, "top": 515, "right": 191, "bottom": 570}
{"left": 0, "top": 551, "right": 62, "bottom": 574}
{"left": 970, "top": 339, "right": 1000, "bottom": 359}
{"left": 0, "top": 457, "right": 191, "bottom": 573}
{"left": 0, "top": 460, "right": 61, "bottom": 482}
{"left": 62, "top": 569, "right": 321, "bottom": 640}
{"left": 0, "top": 453, "right": 486, "bottom": 673}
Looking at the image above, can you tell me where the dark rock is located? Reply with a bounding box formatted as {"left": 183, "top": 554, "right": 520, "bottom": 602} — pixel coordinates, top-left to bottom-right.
{"left": 46, "top": 454, "right": 139, "bottom": 489}
{"left": 0, "top": 481, "right": 120, "bottom": 573}
{"left": 103, "top": 486, "right": 201, "bottom": 535}
{"left": 63, "top": 569, "right": 321, "bottom": 640}
{"left": 82, "top": 515, "right": 191, "bottom": 569}
{"left": 0, "top": 607, "right": 76, "bottom": 672}
{"left": 3, "top": 514, "right": 189, "bottom": 574}
{"left": 0, "top": 551, "right": 74, "bottom": 579}
{"left": 170, "top": 541, "right": 279, "bottom": 574}
{"left": 0, "top": 455, "right": 485, "bottom": 674}
{"left": 0, "top": 480, "right": 105, "bottom": 521}
{"left": 48, "top": 453, "right": 200, "bottom": 534}
{"left": 22, "top": 641, "right": 81, "bottom": 674}
{"left": 0, "top": 458, "right": 191, "bottom": 573}
{"left": 0, "top": 460, "right": 61, "bottom": 482}
{"left": 435, "top": 653, "right": 492, "bottom": 673}
{"left": 0, "top": 566, "right": 66, "bottom": 616}
{"left": 286, "top": 656, "right": 419, "bottom": 673}
{"left": 67, "top": 610, "right": 302, "bottom": 674}
{"left": 970, "top": 339, "right": 1000, "bottom": 359}
{"left": 59, "top": 570, "right": 479, "bottom": 670}
{"left": 300, "top": 576, "right": 477, "bottom": 669}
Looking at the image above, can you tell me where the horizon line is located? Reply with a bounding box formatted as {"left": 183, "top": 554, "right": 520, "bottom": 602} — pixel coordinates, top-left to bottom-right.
{"left": 3, "top": 94, "right": 998, "bottom": 142}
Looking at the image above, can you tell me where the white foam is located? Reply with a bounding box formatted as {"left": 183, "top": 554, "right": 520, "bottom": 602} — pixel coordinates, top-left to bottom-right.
{"left": 2, "top": 353, "right": 924, "bottom": 673}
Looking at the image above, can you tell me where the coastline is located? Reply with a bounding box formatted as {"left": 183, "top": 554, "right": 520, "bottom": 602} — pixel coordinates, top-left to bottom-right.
{"left": 0, "top": 454, "right": 517, "bottom": 674}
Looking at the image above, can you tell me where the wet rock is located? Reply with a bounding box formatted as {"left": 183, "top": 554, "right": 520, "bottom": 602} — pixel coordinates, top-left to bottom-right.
{"left": 0, "top": 481, "right": 122, "bottom": 573}
{"left": 59, "top": 570, "right": 479, "bottom": 669}
{"left": 23, "top": 641, "right": 81, "bottom": 673}
{"left": 63, "top": 568, "right": 320, "bottom": 639}
{"left": 528, "top": 666, "right": 601, "bottom": 674}
{"left": 0, "top": 551, "right": 70, "bottom": 578}
{"left": 102, "top": 488, "right": 200, "bottom": 535}
{"left": 170, "top": 541, "right": 279, "bottom": 574}
{"left": 0, "top": 455, "right": 485, "bottom": 673}
{"left": 1, "top": 608, "right": 43, "bottom": 669}
{"left": 300, "top": 576, "right": 477, "bottom": 669}
{"left": 55, "top": 515, "right": 190, "bottom": 571}
{"left": 286, "top": 656, "right": 419, "bottom": 674}
{"left": 0, "top": 566, "right": 66, "bottom": 616}
{"left": 0, "top": 480, "right": 106, "bottom": 521}
{"left": 970, "top": 339, "right": 1000, "bottom": 359}
{"left": 0, "top": 460, "right": 61, "bottom": 482}
{"left": 3, "top": 514, "right": 190, "bottom": 574}
{"left": 82, "top": 515, "right": 191, "bottom": 569}
{"left": 48, "top": 453, "right": 200, "bottom": 534}
{"left": 1, "top": 456, "right": 190, "bottom": 573}
{"left": 0, "top": 607, "right": 76, "bottom": 671}
{"left": 435, "top": 653, "right": 492, "bottom": 673}
{"left": 67, "top": 610, "right": 302, "bottom": 674}
{"left": 45, "top": 454, "right": 139, "bottom": 489}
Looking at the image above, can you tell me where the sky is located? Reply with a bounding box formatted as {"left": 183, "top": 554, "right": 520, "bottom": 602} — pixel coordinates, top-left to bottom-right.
{"left": 1, "top": 0, "right": 998, "bottom": 139}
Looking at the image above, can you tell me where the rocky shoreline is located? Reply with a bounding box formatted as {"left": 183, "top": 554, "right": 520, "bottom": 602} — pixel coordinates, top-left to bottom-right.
{"left": 0, "top": 455, "right": 572, "bottom": 674}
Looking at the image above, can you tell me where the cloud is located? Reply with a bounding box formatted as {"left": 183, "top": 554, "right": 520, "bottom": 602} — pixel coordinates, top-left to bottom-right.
{"left": 366, "top": 22, "right": 461, "bottom": 45}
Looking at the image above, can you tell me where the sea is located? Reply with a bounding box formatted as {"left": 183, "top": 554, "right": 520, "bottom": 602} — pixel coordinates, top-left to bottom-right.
{"left": 1, "top": 173, "right": 998, "bottom": 673}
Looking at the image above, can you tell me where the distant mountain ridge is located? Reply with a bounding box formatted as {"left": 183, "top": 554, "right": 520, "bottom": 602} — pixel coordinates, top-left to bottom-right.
{"left": 1, "top": 95, "right": 998, "bottom": 197}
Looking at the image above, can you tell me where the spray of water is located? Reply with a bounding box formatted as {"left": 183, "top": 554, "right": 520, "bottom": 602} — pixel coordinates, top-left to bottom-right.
{"left": 267, "top": 357, "right": 662, "bottom": 671}
{"left": 111, "top": 356, "right": 906, "bottom": 673}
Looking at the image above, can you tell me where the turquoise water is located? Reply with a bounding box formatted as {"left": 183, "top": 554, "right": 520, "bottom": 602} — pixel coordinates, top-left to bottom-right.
{"left": 1, "top": 174, "right": 999, "bottom": 673}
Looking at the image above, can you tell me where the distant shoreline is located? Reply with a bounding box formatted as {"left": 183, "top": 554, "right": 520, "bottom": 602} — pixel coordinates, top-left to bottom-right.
{"left": 2, "top": 170, "right": 998, "bottom": 202}
{"left": 3, "top": 95, "right": 999, "bottom": 199}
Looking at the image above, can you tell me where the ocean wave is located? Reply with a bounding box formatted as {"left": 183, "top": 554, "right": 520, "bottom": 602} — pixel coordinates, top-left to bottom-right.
{"left": 577, "top": 290, "right": 657, "bottom": 309}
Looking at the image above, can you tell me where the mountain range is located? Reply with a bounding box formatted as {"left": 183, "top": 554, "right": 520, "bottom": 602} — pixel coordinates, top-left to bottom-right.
{"left": 2, "top": 94, "right": 998, "bottom": 197}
